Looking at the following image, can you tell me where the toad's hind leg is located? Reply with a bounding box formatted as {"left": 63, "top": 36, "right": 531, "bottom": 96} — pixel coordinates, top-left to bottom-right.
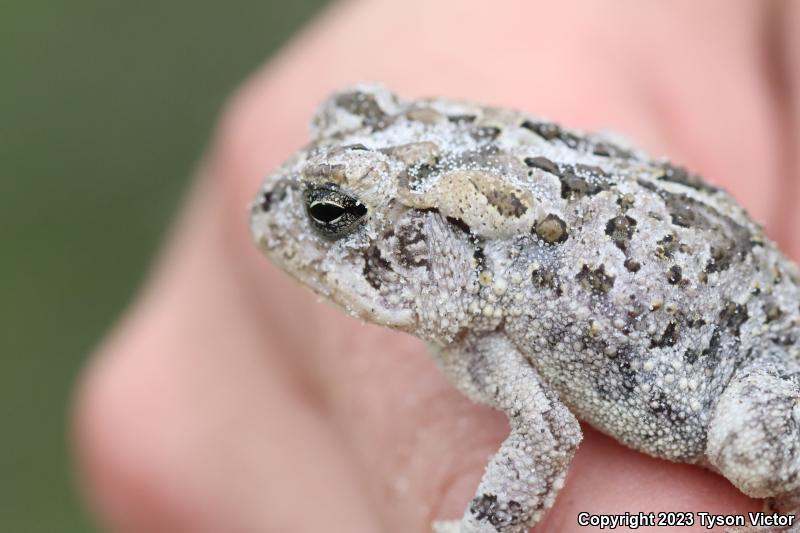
{"left": 706, "top": 353, "right": 800, "bottom": 532}
{"left": 430, "top": 334, "right": 582, "bottom": 533}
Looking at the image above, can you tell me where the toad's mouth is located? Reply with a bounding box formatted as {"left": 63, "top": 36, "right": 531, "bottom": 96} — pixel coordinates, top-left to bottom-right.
{"left": 321, "top": 269, "right": 414, "bottom": 329}
{"left": 263, "top": 248, "right": 414, "bottom": 330}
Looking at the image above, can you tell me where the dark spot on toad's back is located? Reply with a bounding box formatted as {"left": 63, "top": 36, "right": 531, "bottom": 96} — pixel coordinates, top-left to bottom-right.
{"left": 521, "top": 120, "right": 560, "bottom": 140}
{"left": 637, "top": 179, "right": 709, "bottom": 229}
{"left": 651, "top": 321, "right": 680, "bottom": 348}
{"left": 558, "top": 131, "right": 583, "bottom": 149}
{"left": 639, "top": 179, "right": 755, "bottom": 270}
{"left": 559, "top": 165, "right": 611, "bottom": 200}
{"left": 656, "top": 233, "right": 680, "bottom": 259}
{"left": 535, "top": 214, "right": 569, "bottom": 244}
{"left": 688, "top": 317, "right": 707, "bottom": 328}
{"left": 657, "top": 163, "right": 718, "bottom": 193}
{"left": 576, "top": 264, "right": 615, "bottom": 295}
{"left": 335, "top": 92, "right": 390, "bottom": 129}
{"left": 763, "top": 302, "right": 784, "bottom": 323}
{"left": 575, "top": 164, "right": 610, "bottom": 178}
{"left": 667, "top": 265, "right": 683, "bottom": 285}
{"left": 617, "top": 194, "right": 636, "bottom": 210}
{"left": 592, "top": 141, "right": 633, "bottom": 159}
{"left": 444, "top": 145, "right": 500, "bottom": 171}
{"left": 524, "top": 156, "right": 559, "bottom": 175}
{"left": 702, "top": 328, "right": 723, "bottom": 362}
{"left": 448, "top": 114, "right": 477, "bottom": 124}
{"left": 485, "top": 189, "right": 527, "bottom": 217}
{"left": 413, "top": 162, "right": 439, "bottom": 179}
{"left": 719, "top": 302, "right": 749, "bottom": 336}
{"left": 705, "top": 236, "right": 743, "bottom": 273}
{"left": 605, "top": 215, "right": 637, "bottom": 251}
{"left": 684, "top": 348, "right": 699, "bottom": 365}
{"left": 671, "top": 201, "right": 709, "bottom": 229}
{"left": 532, "top": 267, "right": 562, "bottom": 296}
{"left": 522, "top": 120, "right": 612, "bottom": 152}
{"left": 471, "top": 126, "right": 501, "bottom": 141}
{"left": 625, "top": 300, "right": 647, "bottom": 321}
{"left": 624, "top": 257, "right": 641, "bottom": 273}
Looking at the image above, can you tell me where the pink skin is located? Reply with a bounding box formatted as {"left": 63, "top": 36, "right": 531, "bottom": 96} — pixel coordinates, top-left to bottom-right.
{"left": 73, "top": 1, "right": 800, "bottom": 532}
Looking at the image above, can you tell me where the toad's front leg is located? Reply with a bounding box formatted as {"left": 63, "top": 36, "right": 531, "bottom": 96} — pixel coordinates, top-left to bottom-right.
{"left": 431, "top": 334, "right": 582, "bottom": 533}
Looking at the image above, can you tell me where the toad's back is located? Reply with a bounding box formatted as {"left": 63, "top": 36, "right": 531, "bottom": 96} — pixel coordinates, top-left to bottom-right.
{"left": 398, "top": 96, "right": 800, "bottom": 460}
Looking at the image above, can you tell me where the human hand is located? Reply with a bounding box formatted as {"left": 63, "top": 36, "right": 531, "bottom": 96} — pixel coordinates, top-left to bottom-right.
{"left": 75, "top": 1, "right": 800, "bottom": 531}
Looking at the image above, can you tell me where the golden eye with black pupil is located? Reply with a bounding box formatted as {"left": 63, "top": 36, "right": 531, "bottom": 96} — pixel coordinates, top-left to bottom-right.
{"left": 304, "top": 184, "right": 368, "bottom": 239}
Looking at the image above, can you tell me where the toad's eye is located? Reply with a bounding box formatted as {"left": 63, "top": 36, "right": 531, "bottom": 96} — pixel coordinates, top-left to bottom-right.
{"left": 304, "top": 184, "right": 368, "bottom": 239}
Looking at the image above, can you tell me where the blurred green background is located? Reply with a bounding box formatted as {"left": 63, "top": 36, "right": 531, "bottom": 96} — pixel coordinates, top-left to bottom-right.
{"left": 0, "top": 1, "right": 327, "bottom": 530}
